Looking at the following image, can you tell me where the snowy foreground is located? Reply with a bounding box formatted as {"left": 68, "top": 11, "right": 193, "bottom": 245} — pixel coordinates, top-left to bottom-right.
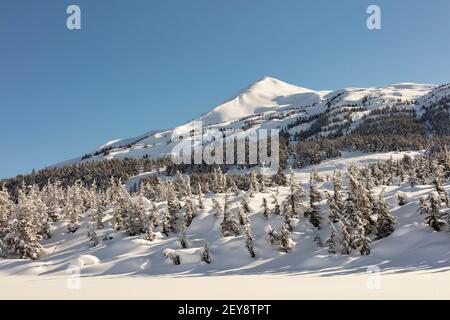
{"left": 1, "top": 271, "right": 450, "bottom": 299}
{"left": 1, "top": 152, "right": 450, "bottom": 299}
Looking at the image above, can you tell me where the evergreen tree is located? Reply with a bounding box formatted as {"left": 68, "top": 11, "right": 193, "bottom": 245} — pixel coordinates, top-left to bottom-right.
{"left": 150, "top": 201, "right": 160, "bottom": 227}
{"left": 87, "top": 223, "right": 99, "bottom": 247}
{"left": 197, "top": 183, "right": 205, "bottom": 209}
{"left": 284, "top": 174, "right": 306, "bottom": 218}
{"left": 360, "top": 236, "right": 371, "bottom": 255}
{"left": 305, "top": 172, "right": 322, "bottom": 229}
{"left": 279, "top": 224, "right": 294, "bottom": 253}
{"left": 237, "top": 204, "right": 250, "bottom": 226}
{"left": 201, "top": 240, "right": 211, "bottom": 264}
{"left": 212, "top": 198, "right": 223, "bottom": 216}
{"left": 273, "top": 167, "right": 288, "bottom": 186}
{"left": 144, "top": 220, "right": 155, "bottom": 242}
{"left": 0, "top": 238, "right": 6, "bottom": 258}
{"left": 266, "top": 224, "right": 280, "bottom": 245}
{"left": 65, "top": 181, "right": 85, "bottom": 233}
{"left": 261, "top": 197, "right": 269, "bottom": 219}
{"left": 325, "top": 223, "right": 338, "bottom": 254}
{"left": 221, "top": 195, "right": 240, "bottom": 236}
{"left": 125, "top": 192, "right": 147, "bottom": 236}
{"left": 183, "top": 196, "right": 196, "bottom": 227}
{"left": 5, "top": 189, "right": 41, "bottom": 260}
{"left": 179, "top": 224, "right": 189, "bottom": 248}
{"left": 374, "top": 192, "right": 397, "bottom": 239}
{"left": 243, "top": 222, "right": 256, "bottom": 258}
{"left": 240, "top": 195, "right": 251, "bottom": 214}
{"left": 0, "top": 185, "right": 15, "bottom": 237}
{"left": 93, "top": 191, "right": 107, "bottom": 229}
{"left": 161, "top": 206, "right": 172, "bottom": 236}
{"left": 419, "top": 192, "right": 446, "bottom": 231}
{"left": 270, "top": 194, "right": 281, "bottom": 215}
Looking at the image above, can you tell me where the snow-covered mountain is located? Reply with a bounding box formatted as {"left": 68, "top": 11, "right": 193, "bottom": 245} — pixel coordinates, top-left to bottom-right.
{"left": 57, "top": 77, "right": 448, "bottom": 167}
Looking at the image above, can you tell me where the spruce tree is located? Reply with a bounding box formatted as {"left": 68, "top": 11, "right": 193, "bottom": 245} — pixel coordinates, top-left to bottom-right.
{"left": 212, "top": 198, "right": 223, "bottom": 216}
{"left": 419, "top": 192, "right": 446, "bottom": 231}
{"left": 179, "top": 224, "right": 189, "bottom": 248}
{"left": 325, "top": 223, "right": 338, "bottom": 254}
{"left": 125, "top": 192, "right": 147, "bottom": 236}
{"left": 87, "top": 223, "right": 99, "bottom": 247}
{"left": 197, "top": 183, "right": 205, "bottom": 209}
{"left": 201, "top": 240, "right": 211, "bottom": 264}
{"left": 279, "top": 223, "right": 294, "bottom": 253}
{"left": 0, "top": 185, "right": 15, "bottom": 237}
{"left": 144, "top": 221, "right": 155, "bottom": 242}
{"left": 221, "top": 196, "right": 240, "bottom": 237}
{"left": 161, "top": 206, "right": 172, "bottom": 236}
{"left": 374, "top": 192, "right": 397, "bottom": 239}
{"left": 243, "top": 223, "right": 256, "bottom": 258}
{"left": 360, "top": 236, "right": 371, "bottom": 255}
{"left": 240, "top": 195, "right": 251, "bottom": 214}
{"left": 270, "top": 194, "right": 281, "bottom": 215}
{"left": 305, "top": 172, "right": 322, "bottom": 229}
{"left": 150, "top": 201, "right": 160, "bottom": 227}
{"left": 261, "top": 197, "right": 269, "bottom": 219}
{"left": 5, "top": 189, "right": 41, "bottom": 260}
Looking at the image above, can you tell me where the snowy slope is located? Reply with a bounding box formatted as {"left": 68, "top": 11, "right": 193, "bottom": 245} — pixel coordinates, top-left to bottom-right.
{"left": 54, "top": 78, "right": 443, "bottom": 167}
{"left": 2, "top": 152, "right": 449, "bottom": 279}
{"left": 197, "top": 76, "right": 327, "bottom": 126}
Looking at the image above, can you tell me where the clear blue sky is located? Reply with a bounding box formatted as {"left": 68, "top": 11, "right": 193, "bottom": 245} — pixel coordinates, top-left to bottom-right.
{"left": 1, "top": 0, "right": 450, "bottom": 179}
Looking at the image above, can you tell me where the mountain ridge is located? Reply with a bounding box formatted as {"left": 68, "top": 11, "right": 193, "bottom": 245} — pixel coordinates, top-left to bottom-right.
{"left": 54, "top": 77, "right": 449, "bottom": 168}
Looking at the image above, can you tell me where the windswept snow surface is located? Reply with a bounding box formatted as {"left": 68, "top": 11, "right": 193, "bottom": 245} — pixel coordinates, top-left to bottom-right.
{"left": 1, "top": 152, "right": 450, "bottom": 299}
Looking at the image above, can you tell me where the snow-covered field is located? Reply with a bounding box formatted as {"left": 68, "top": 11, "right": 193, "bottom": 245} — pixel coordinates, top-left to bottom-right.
{"left": 2, "top": 271, "right": 450, "bottom": 299}
{"left": 1, "top": 151, "right": 449, "bottom": 299}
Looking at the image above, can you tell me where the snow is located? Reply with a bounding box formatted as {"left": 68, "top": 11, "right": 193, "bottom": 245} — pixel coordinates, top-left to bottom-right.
{"left": 197, "top": 76, "right": 324, "bottom": 126}
{"left": 2, "top": 151, "right": 450, "bottom": 299}
{"left": 1, "top": 271, "right": 449, "bottom": 299}
{"left": 74, "top": 255, "right": 101, "bottom": 267}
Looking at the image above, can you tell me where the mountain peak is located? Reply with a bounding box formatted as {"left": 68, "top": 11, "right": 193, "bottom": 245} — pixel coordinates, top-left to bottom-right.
{"left": 194, "top": 77, "right": 320, "bottom": 126}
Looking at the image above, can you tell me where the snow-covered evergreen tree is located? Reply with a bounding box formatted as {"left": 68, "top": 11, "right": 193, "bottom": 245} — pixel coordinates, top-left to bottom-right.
{"left": 419, "top": 192, "right": 446, "bottom": 232}
{"left": 261, "top": 197, "right": 269, "bottom": 219}
{"left": 125, "top": 192, "right": 147, "bottom": 236}
{"left": 284, "top": 173, "right": 306, "bottom": 218}
{"left": 360, "top": 236, "right": 371, "bottom": 255}
{"left": 87, "top": 223, "right": 99, "bottom": 247}
{"left": 240, "top": 195, "right": 251, "bottom": 214}
{"left": 325, "top": 223, "right": 338, "bottom": 254}
{"left": 0, "top": 238, "right": 6, "bottom": 258}
{"left": 65, "top": 181, "right": 85, "bottom": 233}
{"left": 305, "top": 172, "right": 322, "bottom": 229}
{"left": 270, "top": 194, "right": 281, "bottom": 215}
{"left": 113, "top": 184, "right": 131, "bottom": 231}
{"left": 212, "top": 198, "right": 223, "bottom": 216}
{"left": 183, "top": 196, "right": 196, "bottom": 227}
{"left": 144, "top": 220, "right": 155, "bottom": 242}
{"left": 221, "top": 194, "right": 240, "bottom": 237}
{"left": 161, "top": 206, "right": 172, "bottom": 236}
{"left": 197, "top": 183, "right": 205, "bottom": 209}
{"left": 179, "top": 224, "right": 189, "bottom": 248}
{"left": 243, "top": 222, "right": 256, "bottom": 258}
{"left": 279, "top": 223, "right": 294, "bottom": 253}
{"left": 374, "top": 192, "right": 397, "bottom": 239}
{"left": 201, "top": 240, "right": 211, "bottom": 264}
{"left": 5, "top": 189, "right": 41, "bottom": 260}
{"left": 150, "top": 201, "right": 160, "bottom": 227}
{"left": 0, "top": 185, "right": 15, "bottom": 237}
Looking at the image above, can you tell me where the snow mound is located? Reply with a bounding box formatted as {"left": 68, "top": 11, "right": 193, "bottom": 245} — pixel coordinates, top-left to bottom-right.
{"left": 75, "top": 255, "right": 101, "bottom": 267}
